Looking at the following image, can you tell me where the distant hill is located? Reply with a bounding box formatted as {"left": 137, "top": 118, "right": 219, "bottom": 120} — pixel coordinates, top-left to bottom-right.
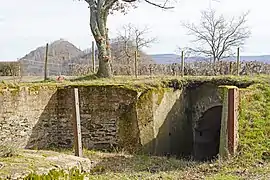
{"left": 151, "top": 54, "right": 270, "bottom": 64}
{"left": 19, "top": 39, "right": 84, "bottom": 75}
{"left": 19, "top": 39, "right": 83, "bottom": 64}
{"left": 18, "top": 39, "right": 155, "bottom": 75}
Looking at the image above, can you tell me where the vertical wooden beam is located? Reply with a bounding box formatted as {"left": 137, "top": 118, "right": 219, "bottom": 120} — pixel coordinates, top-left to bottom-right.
{"left": 44, "top": 43, "right": 49, "bottom": 81}
{"left": 236, "top": 47, "right": 240, "bottom": 76}
{"left": 134, "top": 50, "right": 138, "bottom": 78}
{"left": 72, "top": 88, "right": 83, "bottom": 157}
{"left": 227, "top": 88, "right": 239, "bottom": 155}
{"left": 181, "top": 50, "right": 185, "bottom": 77}
{"left": 92, "top": 41, "right": 95, "bottom": 73}
{"left": 228, "top": 89, "right": 235, "bottom": 154}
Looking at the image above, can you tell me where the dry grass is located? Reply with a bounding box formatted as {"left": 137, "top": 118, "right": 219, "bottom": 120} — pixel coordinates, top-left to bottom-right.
{"left": 1, "top": 149, "right": 268, "bottom": 179}
{"left": 82, "top": 150, "right": 270, "bottom": 179}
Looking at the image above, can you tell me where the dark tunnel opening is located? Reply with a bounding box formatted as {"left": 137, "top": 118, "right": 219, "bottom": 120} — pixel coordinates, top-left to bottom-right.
{"left": 193, "top": 105, "right": 223, "bottom": 161}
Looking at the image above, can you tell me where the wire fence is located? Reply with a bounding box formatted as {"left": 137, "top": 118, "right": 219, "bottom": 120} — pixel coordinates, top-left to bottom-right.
{"left": 1, "top": 56, "right": 270, "bottom": 82}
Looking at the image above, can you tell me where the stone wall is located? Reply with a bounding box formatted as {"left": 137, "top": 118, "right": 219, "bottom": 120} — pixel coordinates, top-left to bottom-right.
{"left": 0, "top": 86, "right": 58, "bottom": 148}
{"left": 0, "top": 85, "right": 140, "bottom": 151}
{"left": 0, "top": 82, "right": 238, "bottom": 158}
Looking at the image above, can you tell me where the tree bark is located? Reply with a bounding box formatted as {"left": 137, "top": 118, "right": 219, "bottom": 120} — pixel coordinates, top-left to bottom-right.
{"left": 88, "top": 0, "right": 113, "bottom": 78}
{"left": 96, "top": 34, "right": 113, "bottom": 78}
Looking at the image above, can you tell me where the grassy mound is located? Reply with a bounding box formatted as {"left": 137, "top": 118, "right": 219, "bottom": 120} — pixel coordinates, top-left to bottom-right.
{"left": 238, "top": 82, "right": 270, "bottom": 163}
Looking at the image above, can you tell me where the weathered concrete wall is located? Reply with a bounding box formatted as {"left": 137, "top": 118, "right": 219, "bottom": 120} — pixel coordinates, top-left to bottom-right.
{"left": 189, "top": 83, "right": 223, "bottom": 129}
{"left": 0, "top": 82, "right": 237, "bottom": 159}
{"left": 136, "top": 88, "right": 191, "bottom": 156}
{"left": 0, "top": 85, "right": 140, "bottom": 152}
{"left": 0, "top": 84, "right": 192, "bottom": 155}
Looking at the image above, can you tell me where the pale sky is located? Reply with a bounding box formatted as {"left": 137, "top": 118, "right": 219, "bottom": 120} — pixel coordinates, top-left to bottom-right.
{"left": 0, "top": 0, "right": 269, "bottom": 61}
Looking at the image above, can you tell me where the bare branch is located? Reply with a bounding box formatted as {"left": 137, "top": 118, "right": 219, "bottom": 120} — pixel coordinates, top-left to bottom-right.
{"left": 144, "top": 0, "right": 174, "bottom": 9}
{"left": 114, "top": 23, "right": 157, "bottom": 64}
{"left": 182, "top": 8, "right": 250, "bottom": 63}
{"left": 79, "top": 0, "right": 176, "bottom": 77}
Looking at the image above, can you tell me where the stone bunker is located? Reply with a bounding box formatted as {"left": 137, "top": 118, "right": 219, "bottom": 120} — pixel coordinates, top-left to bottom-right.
{"left": 0, "top": 79, "right": 248, "bottom": 161}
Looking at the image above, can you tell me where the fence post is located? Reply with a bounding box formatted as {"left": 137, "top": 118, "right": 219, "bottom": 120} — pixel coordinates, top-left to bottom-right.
{"left": 92, "top": 41, "right": 95, "bottom": 73}
{"left": 134, "top": 50, "right": 138, "bottom": 78}
{"left": 44, "top": 43, "right": 49, "bottom": 81}
{"left": 229, "top": 62, "right": 233, "bottom": 75}
{"left": 236, "top": 47, "right": 240, "bottom": 76}
{"left": 181, "top": 50, "right": 185, "bottom": 77}
{"left": 72, "top": 88, "right": 83, "bottom": 157}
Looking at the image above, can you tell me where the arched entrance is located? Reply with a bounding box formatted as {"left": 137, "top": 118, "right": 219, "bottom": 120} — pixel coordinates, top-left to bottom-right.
{"left": 193, "top": 106, "right": 222, "bottom": 161}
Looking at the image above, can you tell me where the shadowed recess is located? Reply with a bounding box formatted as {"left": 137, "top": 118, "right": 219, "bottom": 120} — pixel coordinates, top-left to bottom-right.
{"left": 193, "top": 106, "right": 223, "bottom": 161}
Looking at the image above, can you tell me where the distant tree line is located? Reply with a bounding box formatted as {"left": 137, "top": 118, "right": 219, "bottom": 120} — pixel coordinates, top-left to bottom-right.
{"left": 0, "top": 62, "right": 21, "bottom": 76}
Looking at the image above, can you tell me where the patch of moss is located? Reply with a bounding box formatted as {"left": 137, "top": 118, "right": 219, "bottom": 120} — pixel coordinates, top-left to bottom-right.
{"left": 136, "top": 89, "right": 154, "bottom": 110}
{"left": 152, "top": 87, "right": 166, "bottom": 106}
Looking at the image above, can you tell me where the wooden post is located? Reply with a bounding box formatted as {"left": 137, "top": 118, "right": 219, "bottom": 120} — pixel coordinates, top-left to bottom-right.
{"left": 181, "top": 50, "right": 185, "bottom": 77}
{"left": 236, "top": 47, "right": 240, "bottom": 76}
{"left": 227, "top": 88, "right": 239, "bottom": 155}
{"left": 134, "top": 50, "right": 138, "bottom": 78}
{"left": 229, "top": 62, "right": 233, "bottom": 75}
{"left": 92, "top": 41, "right": 95, "bottom": 73}
{"left": 44, "top": 43, "right": 49, "bottom": 81}
{"left": 72, "top": 88, "right": 83, "bottom": 157}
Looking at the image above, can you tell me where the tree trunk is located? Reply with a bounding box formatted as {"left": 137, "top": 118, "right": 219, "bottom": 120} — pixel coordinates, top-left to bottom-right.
{"left": 89, "top": 3, "right": 113, "bottom": 78}
{"left": 96, "top": 41, "right": 112, "bottom": 78}
{"left": 95, "top": 27, "right": 113, "bottom": 78}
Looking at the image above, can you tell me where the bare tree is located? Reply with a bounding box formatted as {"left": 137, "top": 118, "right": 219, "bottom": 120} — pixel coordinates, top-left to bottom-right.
{"left": 78, "top": 0, "right": 174, "bottom": 78}
{"left": 182, "top": 9, "right": 251, "bottom": 63}
{"left": 115, "top": 23, "right": 157, "bottom": 64}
